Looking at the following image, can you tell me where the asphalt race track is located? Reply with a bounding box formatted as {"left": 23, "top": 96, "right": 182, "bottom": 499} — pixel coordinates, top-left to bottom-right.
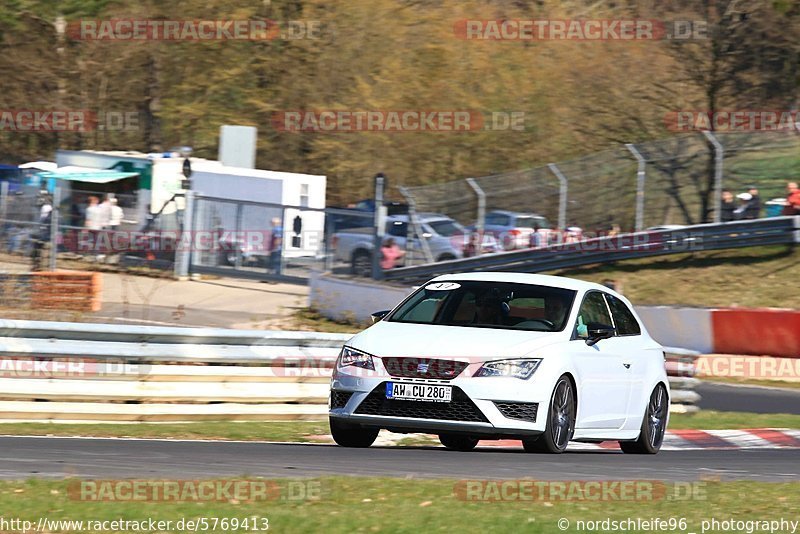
{"left": 0, "top": 436, "right": 798, "bottom": 482}
{"left": 696, "top": 382, "right": 800, "bottom": 414}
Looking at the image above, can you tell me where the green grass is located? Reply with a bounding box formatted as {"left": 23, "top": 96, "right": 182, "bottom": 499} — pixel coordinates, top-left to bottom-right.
{"left": 552, "top": 245, "right": 800, "bottom": 308}
{"left": 0, "top": 421, "right": 331, "bottom": 442}
{"left": 0, "top": 410, "right": 797, "bottom": 445}
{"left": 292, "top": 308, "right": 363, "bottom": 333}
{"left": 0, "top": 478, "right": 796, "bottom": 533}
{"left": 668, "top": 410, "right": 800, "bottom": 430}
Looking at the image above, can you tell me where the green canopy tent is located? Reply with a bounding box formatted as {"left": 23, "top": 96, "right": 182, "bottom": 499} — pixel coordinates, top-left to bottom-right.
{"left": 38, "top": 166, "right": 139, "bottom": 184}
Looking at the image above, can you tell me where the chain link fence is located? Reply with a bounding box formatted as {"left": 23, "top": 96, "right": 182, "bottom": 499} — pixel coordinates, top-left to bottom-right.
{"left": 401, "top": 130, "right": 800, "bottom": 235}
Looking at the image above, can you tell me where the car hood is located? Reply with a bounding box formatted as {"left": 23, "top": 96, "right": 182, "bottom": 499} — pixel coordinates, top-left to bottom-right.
{"left": 347, "top": 320, "right": 567, "bottom": 361}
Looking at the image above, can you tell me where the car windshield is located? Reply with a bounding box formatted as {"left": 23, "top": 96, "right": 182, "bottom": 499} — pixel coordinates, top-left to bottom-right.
{"left": 516, "top": 216, "right": 550, "bottom": 229}
{"left": 426, "top": 219, "right": 464, "bottom": 237}
{"left": 387, "top": 281, "right": 576, "bottom": 332}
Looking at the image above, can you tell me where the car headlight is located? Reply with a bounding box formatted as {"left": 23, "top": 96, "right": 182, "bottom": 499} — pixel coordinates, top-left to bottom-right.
{"left": 337, "top": 346, "right": 375, "bottom": 371}
{"left": 475, "top": 359, "right": 542, "bottom": 380}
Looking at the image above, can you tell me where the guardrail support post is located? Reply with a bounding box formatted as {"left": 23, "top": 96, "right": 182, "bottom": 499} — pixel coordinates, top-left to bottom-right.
{"left": 702, "top": 131, "right": 724, "bottom": 224}
{"left": 625, "top": 143, "right": 647, "bottom": 232}
{"left": 465, "top": 177, "right": 485, "bottom": 250}
{"left": 547, "top": 163, "right": 568, "bottom": 231}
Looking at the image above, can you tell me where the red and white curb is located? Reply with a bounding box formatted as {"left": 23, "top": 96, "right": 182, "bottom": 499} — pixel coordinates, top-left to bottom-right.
{"left": 363, "top": 429, "right": 800, "bottom": 450}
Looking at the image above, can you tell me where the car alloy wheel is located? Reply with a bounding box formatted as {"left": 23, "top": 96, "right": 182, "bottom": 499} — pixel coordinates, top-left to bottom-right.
{"left": 522, "top": 375, "right": 575, "bottom": 454}
{"left": 619, "top": 383, "right": 668, "bottom": 454}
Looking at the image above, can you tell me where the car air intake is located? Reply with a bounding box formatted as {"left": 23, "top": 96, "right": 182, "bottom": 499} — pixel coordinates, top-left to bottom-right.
{"left": 494, "top": 402, "right": 538, "bottom": 423}
{"left": 380, "top": 357, "right": 469, "bottom": 380}
{"left": 355, "top": 383, "right": 488, "bottom": 422}
{"left": 331, "top": 390, "right": 354, "bottom": 409}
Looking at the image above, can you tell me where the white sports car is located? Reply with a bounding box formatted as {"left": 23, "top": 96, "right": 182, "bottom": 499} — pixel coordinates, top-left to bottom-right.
{"left": 329, "top": 272, "right": 669, "bottom": 454}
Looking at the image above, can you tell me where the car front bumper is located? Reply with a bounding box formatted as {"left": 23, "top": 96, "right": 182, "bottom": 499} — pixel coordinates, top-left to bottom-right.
{"left": 329, "top": 369, "right": 551, "bottom": 437}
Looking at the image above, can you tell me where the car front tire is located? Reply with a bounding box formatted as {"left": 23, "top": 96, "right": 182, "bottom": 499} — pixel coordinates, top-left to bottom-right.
{"left": 329, "top": 417, "right": 379, "bottom": 448}
{"left": 439, "top": 434, "right": 479, "bottom": 451}
{"left": 619, "top": 383, "right": 668, "bottom": 454}
{"left": 351, "top": 250, "right": 372, "bottom": 277}
{"left": 522, "top": 375, "right": 575, "bottom": 454}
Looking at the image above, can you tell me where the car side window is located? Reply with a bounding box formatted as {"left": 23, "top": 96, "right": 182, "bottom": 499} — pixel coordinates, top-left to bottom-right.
{"left": 574, "top": 291, "right": 613, "bottom": 338}
{"left": 387, "top": 221, "right": 407, "bottom": 238}
{"left": 607, "top": 295, "right": 641, "bottom": 336}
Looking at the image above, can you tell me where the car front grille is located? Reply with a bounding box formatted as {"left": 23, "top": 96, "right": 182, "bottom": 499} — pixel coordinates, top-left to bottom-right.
{"left": 354, "top": 382, "right": 488, "bottom": 422}
{"left": 380, "top": 357, "right": 469, "bottom": 380}
{"left": 494, "top": 401, "right": 538, "bottom": 423}
{"left": 330, "top": 390, "right": 354, "bottom": 409}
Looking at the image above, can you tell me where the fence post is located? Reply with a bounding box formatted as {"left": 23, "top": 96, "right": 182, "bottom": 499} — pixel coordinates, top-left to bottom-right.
{"left": 398, "top": 186, "right": 434, "bottom": 265}
{"left": 0, "top": 181, "right": 8, "bottom": 223}
{"left": 48, "top": 186, "right": 61, "bottom": 271}
{"left": 372, "top": 173, "right": 386, "bottom": 280}
{"left": 625, "top": 143, "right": 647, "bottom": 232}
{"left": 174, "top": 190, "right": 195, "bottom": 279}
{"left": 702, "top": 131, "right": 724, "bottom": 224}
{"left": 547, "top": 163, "right": 568, "bottom": 230}
{"left": 465, "top": 177, "right": 485, "bottom": 238}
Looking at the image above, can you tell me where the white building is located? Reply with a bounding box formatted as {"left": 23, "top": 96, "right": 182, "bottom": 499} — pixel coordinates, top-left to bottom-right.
{"left": 55, "top": 149, "right": 326, "bottom": 258}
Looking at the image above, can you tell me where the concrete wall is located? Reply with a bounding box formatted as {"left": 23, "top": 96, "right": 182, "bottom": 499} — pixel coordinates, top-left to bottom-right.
{"left": 635, "top": 306, "right": 714, "bottom": 354}
{"left": 309, "top": 272, "right": 413, "bottom": 323}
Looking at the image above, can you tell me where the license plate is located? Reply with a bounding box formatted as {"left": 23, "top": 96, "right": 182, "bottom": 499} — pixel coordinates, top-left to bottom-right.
{"left": 385, "top": 382, "right": 452, "bottom": 403}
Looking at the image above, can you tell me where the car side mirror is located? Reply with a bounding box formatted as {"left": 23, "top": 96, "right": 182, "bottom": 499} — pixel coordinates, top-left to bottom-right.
{"left": 585, "top": 323, "right": 616, "bottom": 346}
{"left": 421, "top": 232, "right": 432, "bottom": 239}
{"left": 371, "top": 310, "right": 390, "bottom": 323}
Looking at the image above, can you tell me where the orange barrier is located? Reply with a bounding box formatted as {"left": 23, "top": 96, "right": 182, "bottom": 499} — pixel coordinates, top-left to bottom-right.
{"left": 29, "top": 271, "right": 102, "bottom": 312}
{"left": 712, "top": 309, "right": 800, "bottom": 359}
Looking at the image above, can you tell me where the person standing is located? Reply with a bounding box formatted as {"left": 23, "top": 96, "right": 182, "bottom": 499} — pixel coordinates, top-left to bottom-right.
{"left": 99, "top": 196, "right": 113, "bottom": 230}
{"left": 733, "top": 192, "right": 752, "bottom": 220}
{"left": 380, "top": 237, "right": 405, "bottom": 270}
{"left": 720, "top": 190, "right": 736, "bottom": 222}
{"left": 109, "top": 197, "right": 124, "bottom": 229}
{"left": 744, "top": 186, "right": 761, "bottom": 219}
{"left": 783, "top": 182, "right": 800, "bottom": 216}
{"left": 84, "top": 196, "right": 102, "bottom": 231}
{"left": 84, "top": 196, "right": 104, "bottom": 260}
{"left": 269, "top": 216, "right": 283, "bottom": 274}
{"left": 30, "top": 193, "right": 52, "bottom": 271}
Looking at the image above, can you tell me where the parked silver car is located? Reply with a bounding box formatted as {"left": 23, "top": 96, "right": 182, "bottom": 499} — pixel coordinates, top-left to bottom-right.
{"left": 480, "top": 210, "right": 551, "bottom": 250}
{"left": 333, "top": 214, "right": 493, "bottom": 276}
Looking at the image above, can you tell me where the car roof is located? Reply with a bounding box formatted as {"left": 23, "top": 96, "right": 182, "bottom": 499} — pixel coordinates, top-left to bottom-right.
{"left": 487, "top": 210, "right": 545, "bottom": 218}
{"left": 388, "top": 213, "right": 454, "bottom": 223}
{"left": 429, "top": 272, "right": 614, "bottom": 293}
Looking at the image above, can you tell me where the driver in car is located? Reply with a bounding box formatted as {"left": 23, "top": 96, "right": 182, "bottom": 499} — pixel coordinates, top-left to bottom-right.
{"left": 474, "top": 292, "right": 508, "bottom": 325}
{"left": 544, "top": 297, "right": 567, "bottom": 326}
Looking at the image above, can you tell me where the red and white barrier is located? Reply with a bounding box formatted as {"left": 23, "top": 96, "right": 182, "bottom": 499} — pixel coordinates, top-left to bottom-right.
{"left": 637, "top": 306, "right": 799, "bottom": 359}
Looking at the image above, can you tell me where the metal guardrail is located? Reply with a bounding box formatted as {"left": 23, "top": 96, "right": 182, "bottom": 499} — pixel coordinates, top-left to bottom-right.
{"left": 0, "top": 320, "right": 699, "bottom": 421}
{"left": 383, "top": 216, "right": 799, "bottom": 283}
